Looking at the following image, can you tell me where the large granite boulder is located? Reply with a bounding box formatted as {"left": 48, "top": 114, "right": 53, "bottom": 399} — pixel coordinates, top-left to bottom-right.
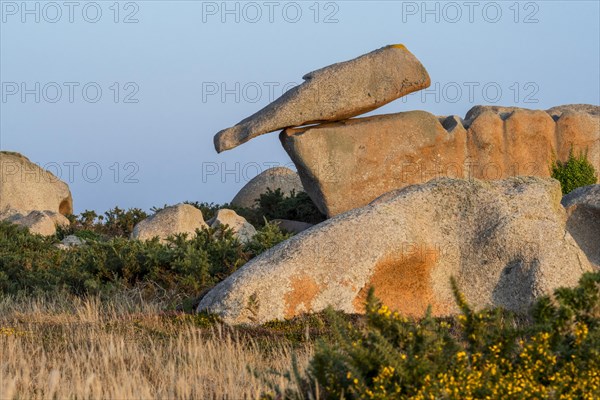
{"left": 562, "top": 184, "right": 600, "bottom": 268}
{"left": 230, "top": 167, "right": 303, "bottom": 209}
{"left": 213, "top": 45, "right": 430, "bottom": 152}
{"left": 198, "top": 177, "right": 591, "bottom": 324}
{"left": 131, "top": 204, "right": 208, "bottom": 242}
{"left": 208, "top": 209, "right": 257, "bottom": 243}
{"left": 0, "top": 151, "right": 73, "bottom": 215}
{"left": 0, "top": 209, "right": 70, "bottom": 236}
{"left": 282, "top": 106, "right": 599, "bottom": 217}
{"left": 281, "top": 111, "right": 467, "bottom": 216}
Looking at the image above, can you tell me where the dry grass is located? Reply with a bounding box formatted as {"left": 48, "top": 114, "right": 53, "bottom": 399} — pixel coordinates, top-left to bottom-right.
{"left": 0, "top": 293, "right": 314, "bottom": 399}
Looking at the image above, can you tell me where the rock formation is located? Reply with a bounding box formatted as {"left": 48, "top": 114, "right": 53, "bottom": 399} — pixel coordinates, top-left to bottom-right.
{"left": 282, "top": 107, "right": 599, "bottom": 216}
{"left": 562, "top": 184, "right": 600, "bottom": 268}
{"left": 0, "top": 209, "right": 70, "bottom": 236}
{"left": 198, "top": 177, "right": 592, "bottom": 324}
{"left": 208, "top": 209, "right": 257, "bottom": 243}
{"left": 210, "top": 46, "right": 598, "bottom": 218}
{"left": 0, "top": 151, "right": 73, "bottom": 215}
{"left": 213, "top": 45, "right": 430, "bottom": 152}
{"left": 230, "top": 167, "right": 303, "bottom": 209}
{"left": 131, "top": 204, "right": 208, "bottom": 242}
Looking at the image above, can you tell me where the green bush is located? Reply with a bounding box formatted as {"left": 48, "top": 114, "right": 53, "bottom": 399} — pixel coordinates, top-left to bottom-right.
{"left": 61, "top": 207, "right": 148, "bottom": 239}
{"left": 273, "top": 273, "right": 600, "bottom": 399}
{"left": 153, "top": 190, "right": 325, "bottom": 228}
{"left": 254, "top": 189, "right": 325, "bottom": 224}
{"left": 0, "top": 220, "right": 290, "bottom": 305}
{"left": 551, "top": 149, "right": 597, "bottom": 195}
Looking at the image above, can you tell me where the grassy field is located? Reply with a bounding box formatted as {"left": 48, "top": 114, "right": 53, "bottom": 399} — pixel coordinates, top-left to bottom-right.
{"left": 0, "top": 292, "right": 316, "bottom": 399}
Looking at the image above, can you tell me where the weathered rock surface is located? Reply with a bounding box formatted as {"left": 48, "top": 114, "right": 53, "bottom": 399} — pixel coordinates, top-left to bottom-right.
{"left": 198, "top": 177, "right": 591, "bottom": 324}
{"left": 272, "top": 219, "right": 314, "bottom": 234}
{"left": 464, "top": 105, "right": 527, "bottom": 125}
{"left": 131, "top": 204, "right": 208, "bottom": 242}
{"left": 546, "top": 104, "right": 600, "bottom": 119}
{"left": 0, "top": 209, "right": 70, "bottom": 236}
{"left": 466, "top": 108, "right": 557, "bottom": 179}
{"left": 213, "top": 45, "right": 430, "bottom": 152}
{"left": 208, "top": 209, "right": 257, "bottom": 243}
{"left": 230, "top": 167, "right": 304, "bottom": 209}
{"left": 562, "top": 184, "right": 600, "bottom": 268}
{"left": 281, "top": 111, "right": 467, "bottom": 216}
{"left": 555, "top": 110, "right": 600, "bottom": 173}
{"left": 282, "top": 106, "right": 600, "bottom": 216}
{"left": 0, "top": 151, "right": 73, "bottom": 215}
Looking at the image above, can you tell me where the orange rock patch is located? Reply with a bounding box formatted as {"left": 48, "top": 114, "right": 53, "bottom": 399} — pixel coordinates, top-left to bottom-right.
{"left": 284, "top": 275, "right": 321, "bottom": 319}
{"left": 354, "top": 247, "right": 449, "bottom": 316}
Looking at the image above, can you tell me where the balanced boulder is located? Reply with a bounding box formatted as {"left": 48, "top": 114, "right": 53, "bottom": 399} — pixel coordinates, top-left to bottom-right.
{"left": 131, "top": 204, "right": 208, "bottom": 242}
{"left": 198, "top": 177, "right": 591, "bottom": 324}
{"left": 213, "top": 45, "right": 430, "bottom": 152}
{"left": 0, "top": 151, "right": 73, "bottom": 215}
{"left": 208, "top": 209, "right": 256, "bottom": 243}
{"left": 562, "top": 184, "right": 600, "bottom": 268}
{"left": 0, "top": 209, "right": 70, "bottom": 236}
{"left": 230, "top": 167, "right": 303, "bottom": 209}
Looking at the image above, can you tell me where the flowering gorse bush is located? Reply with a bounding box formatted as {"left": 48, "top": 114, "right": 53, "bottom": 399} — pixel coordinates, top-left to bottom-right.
{"left": 301, "top": 273, "right": 600, "bottom": 399}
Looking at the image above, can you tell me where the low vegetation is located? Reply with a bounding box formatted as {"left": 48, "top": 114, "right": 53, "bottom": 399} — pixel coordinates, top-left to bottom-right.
{"left": 1, "top": 189, "right": 322, "bottom": 309}
{"left": 2, "top": 189, "right": 599, "bottom": 398}
{"left": 551, "top": 149, "right": 597, "bottom": 195}
{"left": 264, "top": 272, "right": 600, "bottom": 399}
{"left": 0, "top": 221, "right": 289, "bottom": 311}
{"left": 0, "top": 293, "right": 315, "bottom": 399}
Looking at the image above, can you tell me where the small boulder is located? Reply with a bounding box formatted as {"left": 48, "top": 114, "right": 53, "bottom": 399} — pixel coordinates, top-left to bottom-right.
{"left": 230, "top": 167, "right": 303, "bottom": 209}
{"left": 562, "top": 184, "right": 600, "bottom": 268}
{"left": 131, "top": 204, "right": 208, "bottom": 242}
{"left": 0, "top": 151, "right": 73, "bottom": 215}
{"left": 208, "top": 209, "right": 256, "bottom": 243}
{"left": 198, "top": 177, "right": 591, "bottom": 325}
{"left": 1, "top": 209, "right": 70, "bottom": 236}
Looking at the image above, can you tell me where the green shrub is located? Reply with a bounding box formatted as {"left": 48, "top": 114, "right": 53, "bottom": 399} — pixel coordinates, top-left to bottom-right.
{"left": 274, "top": 273, "right": 600, "bottom": 399}
{"left": 153, "top": 191, "right": 325, "bottom": 229}
{"left": 551, "top": 149, "right": 597, "bottom": 195}
{"left": 254, "top": 189, "right": 325, "bottom": 224}
{"left": 0, "top": 220, "right": 290, "bottom": 305}
{"left": 184, "top": 190, "right": 326, "bottom": 226}
{"left": 61, "top": 207, "right": 148, "bottom": 239}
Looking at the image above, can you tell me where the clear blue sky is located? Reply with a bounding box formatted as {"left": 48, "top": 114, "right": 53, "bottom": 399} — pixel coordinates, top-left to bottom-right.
{"left": 1, "top": 1, "right": 599, "bottom": 213}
